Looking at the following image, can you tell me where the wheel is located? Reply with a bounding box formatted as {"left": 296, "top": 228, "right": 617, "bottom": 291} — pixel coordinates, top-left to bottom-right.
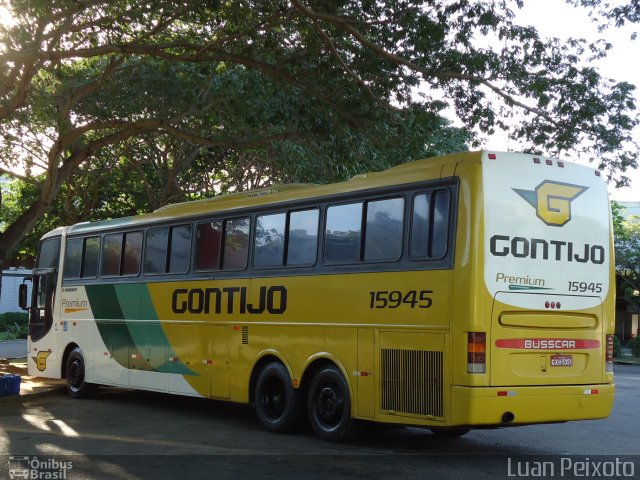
{"left": 429, "top": 427, "right": 470, "bottom": 438}
{"left": 307, "top": 365, "right": 361, "bottom": 442}
{"left": 254, "top": 362, "right": 306, "bottom": 433}
{"left": 65, "top": 347, "right": 96, "bottom": 398}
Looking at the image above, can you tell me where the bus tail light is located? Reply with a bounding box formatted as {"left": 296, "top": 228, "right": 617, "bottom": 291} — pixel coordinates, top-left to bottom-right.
{"left": 468, "top": 332, "right": 486, "bottom": 373}
{"left": 606, "top": 335, "right": 614, "bottom": 373}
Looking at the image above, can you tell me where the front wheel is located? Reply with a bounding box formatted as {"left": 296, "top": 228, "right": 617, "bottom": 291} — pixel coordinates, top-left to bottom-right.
{"left": 307, "top": 365, "right": 361, "bottom": 442}
{"left": 65, "top": 347, "right": 96, "bottom": 398}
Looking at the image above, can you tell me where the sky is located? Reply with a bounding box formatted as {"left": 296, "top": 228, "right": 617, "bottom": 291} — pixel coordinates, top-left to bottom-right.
{"left": 0, "top": 1, "right": 638, "bottom": 201}
{"left": 504, "top": 0, "right": 640, "bottom": 202}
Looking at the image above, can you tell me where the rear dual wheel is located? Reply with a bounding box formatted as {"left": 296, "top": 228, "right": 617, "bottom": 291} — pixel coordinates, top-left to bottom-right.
{"left": 254, "top": 362, "right": 306, "bottom": 433}
{"left": 307, "top": 365, "right": 362, "bottom": 442}
{"left": 255, "top": 362, "right": 361, "bottom": 441}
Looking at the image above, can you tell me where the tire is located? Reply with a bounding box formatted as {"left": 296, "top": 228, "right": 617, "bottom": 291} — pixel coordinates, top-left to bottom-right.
{"left": 254, "top": 362, "right": 306, "bottom": 433}
{"left": 429, "top": 427, "right": 471, "bottom": 438}
{"left": 65, "top": 347, "right": 96, "bottom": 398}
{"left": 307, "top": 365, "right": 361, "bottom": 442}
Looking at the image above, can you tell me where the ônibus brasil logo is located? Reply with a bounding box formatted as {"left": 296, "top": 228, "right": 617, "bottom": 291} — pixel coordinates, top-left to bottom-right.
{"left": 513, "top": 180, "right": 587, "bottom": 227}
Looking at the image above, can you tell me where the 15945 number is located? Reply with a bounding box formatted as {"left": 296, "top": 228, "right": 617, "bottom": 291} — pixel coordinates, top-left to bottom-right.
{"left": 567, "top": 282, "right": 603, "bottom": 293}
{"left": 369, "top": 290, "right": 433, "bottom": 309}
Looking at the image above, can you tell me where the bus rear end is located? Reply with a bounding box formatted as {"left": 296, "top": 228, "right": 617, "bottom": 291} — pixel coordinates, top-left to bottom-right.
{"left": 452, "top": 151, "right": 614, "bottom": 426}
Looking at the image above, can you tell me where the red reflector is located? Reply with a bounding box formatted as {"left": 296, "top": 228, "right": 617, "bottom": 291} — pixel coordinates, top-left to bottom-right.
{"left": 545, "top": 301, "right": 550, "bottom": 308}
{"left": 361, "top": 371, "right": 369, "bottom": 377}
{"left": 488, "top": 153, "right": 497, "bottom": 160}
{"left": 498, "top": 391, "right": 507, "bottom": 397}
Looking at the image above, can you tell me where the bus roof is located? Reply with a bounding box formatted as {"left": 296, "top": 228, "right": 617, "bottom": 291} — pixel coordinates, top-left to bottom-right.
{"left": 62, "top": 150, "right": 599, "bottom": 236}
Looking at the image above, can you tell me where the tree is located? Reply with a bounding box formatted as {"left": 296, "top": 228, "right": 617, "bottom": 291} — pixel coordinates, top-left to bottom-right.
{"left": 614, "top": 211, "right": 640, "bottom": 315}
{"left": 1, "top": 0, "right": 638, "bottom": 259}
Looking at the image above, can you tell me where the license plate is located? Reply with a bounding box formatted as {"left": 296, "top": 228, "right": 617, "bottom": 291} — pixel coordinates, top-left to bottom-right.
{"left": 550, "top": 354, "right": 573, "bottom": 367}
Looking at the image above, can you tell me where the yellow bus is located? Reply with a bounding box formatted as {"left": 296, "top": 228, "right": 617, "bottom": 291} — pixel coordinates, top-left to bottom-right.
{"left": 20, "top": 150, "right": 615, "bottom": 441}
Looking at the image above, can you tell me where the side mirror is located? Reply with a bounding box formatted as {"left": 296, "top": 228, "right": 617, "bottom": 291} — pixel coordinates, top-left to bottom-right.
{"left": 19, "top": 283, "right": 29, "bottom": 310}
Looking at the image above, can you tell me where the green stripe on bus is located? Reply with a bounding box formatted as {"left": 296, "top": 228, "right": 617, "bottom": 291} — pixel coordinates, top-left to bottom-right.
{"left": 86, "top": 284, "right": 153, "bottom": 372}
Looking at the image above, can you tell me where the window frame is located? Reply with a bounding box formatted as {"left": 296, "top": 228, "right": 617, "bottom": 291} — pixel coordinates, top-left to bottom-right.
{"left": 408, "top": 189, "right": 451, "bottom": 262}
{"left": 143, "top": 224, "right": 193, "bottom": 276}
{"left": 252, "top": 207, "right": 320, "bottom": 270}
{"left": 100, "top": 230, "right": 143, "bottom": 278}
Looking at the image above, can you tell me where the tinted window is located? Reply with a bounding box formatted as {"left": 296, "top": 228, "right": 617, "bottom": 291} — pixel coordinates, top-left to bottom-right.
{"left": 223, "top": 218, "right": 249, "bottom": 270}
{"left": 63, "top": 238, "right": 83, "bottom": 279}
{"left": 254, "top": 213, "right": 286, "bottom": 268}
{"left": 364, "top": 198, "right": 404, "bottom": 261}
{"left": 410, "top": 190, "right": 450, "bottom": 259}
{"left": 145, "top": 227, "right": 169, "bottom": 274}
{"left": 122, "top": 232, "right": 142, "bottom": 275}
{"left": 168, "top": 225, "right": 192, "bottom": 273}
{"left": 38, "top": 237, "right": 61, "bottom": 269}
{"left": 325, "top": 203, "right": 363, "bottom": 263}
{"left": 101, "top": 234, "right": 123, "bottom": 276}
{"left": 82, "top": 236, "right": 100, "bottom": 278}
{"left": 195, "top": 221, "right": 222, "bottom": 270}
{"left": 287, "top": 209, "right": 319, "bottom": 266}
{"left": 431, "top": 190, "right": 450, "bottom": 258}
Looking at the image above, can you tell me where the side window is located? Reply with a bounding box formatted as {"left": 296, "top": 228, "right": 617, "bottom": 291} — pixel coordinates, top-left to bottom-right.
{"left": 101, "top": 231, "right": 142, "bottom": 276}
{"left": 144, "top": 225, "right": 192, "bottom": 274}
{"left": 410, "top": 190, "right": 450, "bottom": 259}
{"left": 168, "top": 225, "right": 192, "bottom": 274}
{"left": 122, "top": 232, "right": 142, "bottom": 275}
{"left": 254, "top": 213, "right": 286, "bottom": 268}
{"left": 364, "top": 197, "right": 404, "bottom": 261}
{"left": 63, "top": 238, "right": 83, "bottom": 279}
{"left": 195, "top": 220, "right": 222, "bottom": 270}
{"left": 287, "top": 209, "right": 319, "bottom": 266}
{"left": 223, "top": 217, "right": 250, "bottom": 270}
{"left": 324, "top": 203, "right": 363, "bottom": 263}
{"left": 82, "top": 236, "right": 100, "bottom": 278}
{"left": 145, "top": 227, "right": 169, "bottom": 274}
{"left": 101, "top": 233, "right": 123, "bottom": 276}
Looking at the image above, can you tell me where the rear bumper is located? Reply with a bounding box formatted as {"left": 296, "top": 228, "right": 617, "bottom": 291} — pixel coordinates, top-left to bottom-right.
{"left": 450, "top": 383, "right": 615, "bottom": 426}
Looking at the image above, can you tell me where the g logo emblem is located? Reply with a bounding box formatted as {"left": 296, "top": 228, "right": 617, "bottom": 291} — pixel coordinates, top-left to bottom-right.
{"left": 513, "top": 181, "right": 587, "bottom": 227}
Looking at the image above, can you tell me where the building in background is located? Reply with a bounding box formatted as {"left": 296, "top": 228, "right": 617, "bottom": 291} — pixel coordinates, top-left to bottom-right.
{"left": 0, "top": 267, "right": 31, "bottom": 314}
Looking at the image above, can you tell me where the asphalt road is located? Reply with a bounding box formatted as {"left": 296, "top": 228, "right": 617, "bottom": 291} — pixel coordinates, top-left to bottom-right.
{"left": 1, "top": 365, "right": 638, "bottom": 480}
{"left": 0, "top": 339, "right": 27, "bottom": 359}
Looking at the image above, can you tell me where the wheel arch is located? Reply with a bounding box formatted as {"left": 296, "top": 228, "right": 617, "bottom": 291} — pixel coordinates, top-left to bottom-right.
{"left": 60, "top": 342, "right": 81, "bottom": 379}
{"left": 299, "top": 354, "right": 353, "bottom": 402}
{"left": 248, "top": 350, "right": 291, "bottom": 403}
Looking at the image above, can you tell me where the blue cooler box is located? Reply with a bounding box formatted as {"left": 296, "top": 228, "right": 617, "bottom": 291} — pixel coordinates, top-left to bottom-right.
{"left": 0, "top": 374, "right": 21, "bottom": 396}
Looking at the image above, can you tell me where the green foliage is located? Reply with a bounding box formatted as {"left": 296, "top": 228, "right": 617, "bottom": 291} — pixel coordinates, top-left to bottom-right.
{"left": 0, "top": 0, "right": 638, "bottom": 260}
{"left": 613, "top": 335, "right": 622, "bottom": 358}
{"left": 629, "top": 336, "right": 640, "bottom": 357}
{"left": 615, "top": 214, "right": 640, "bottom": 314}
{"left": 0, "top": 312, "right": 28, "bottom": 340}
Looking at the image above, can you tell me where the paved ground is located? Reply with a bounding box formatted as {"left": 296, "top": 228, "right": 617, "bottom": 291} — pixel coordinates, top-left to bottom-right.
{"left": 0, "top": 365, "right": 638, "bottom": 480}
{"left": 0, "top": 339, "right": 27, "bottom": 359}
